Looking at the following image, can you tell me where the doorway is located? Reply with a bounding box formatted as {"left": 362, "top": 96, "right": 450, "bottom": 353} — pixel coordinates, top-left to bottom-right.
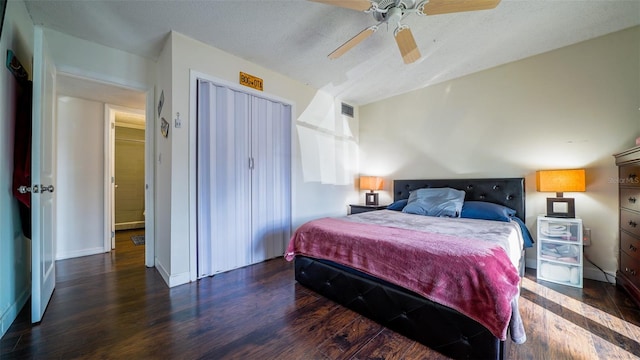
{"left": 55, "top": 74, "right": 153, "bottom": 265}
{"left": 112, "top": 110, "right": 146, "bottom": 251}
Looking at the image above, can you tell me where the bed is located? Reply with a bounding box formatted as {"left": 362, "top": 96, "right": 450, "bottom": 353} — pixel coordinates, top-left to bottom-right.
{"left": 286, "top": 178, "right": 529, "bottom": 360}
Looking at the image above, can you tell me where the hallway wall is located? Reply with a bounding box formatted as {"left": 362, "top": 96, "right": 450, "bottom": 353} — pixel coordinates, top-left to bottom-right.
{"left": 56, "top": 96, "right": 105, "bottom": 259}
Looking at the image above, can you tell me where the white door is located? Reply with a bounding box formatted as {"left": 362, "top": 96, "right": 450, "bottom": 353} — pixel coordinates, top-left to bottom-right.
{"left": 31, "top": 26, "right": 57, "bottom": 323}
{"left": 250, "top": 96, "right": 291, "bottom": 263}
{"left": 197, "top": 82, "right": 252, "bottom": 276}
{"left": 196, "top": 80, "right": 292, "bottom": 277}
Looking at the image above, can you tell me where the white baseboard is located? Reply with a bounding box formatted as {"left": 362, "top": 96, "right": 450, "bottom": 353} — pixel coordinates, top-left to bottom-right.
{"left": 154, "top": 257, "right": 190, "bottom": 288}
{"left": 115, "top": 221, "right": 145, "bottom": 231}
{"left": 583, "top": 266, "right": 616, "bottom": 284}
{"left": 0, "top": 285, "right": 30, "bottom": 338}
{"left": 56, "top": 247, "right": 105, "bottom": 261}
{"left": 168, "top": 271, "right": 190, "bottom": 287}
{"left": 155, "top": 257, "right": 171, "bottom": 287}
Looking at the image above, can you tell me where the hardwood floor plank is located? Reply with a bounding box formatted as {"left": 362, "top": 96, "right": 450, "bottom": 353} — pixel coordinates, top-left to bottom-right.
{"left": 352, "top": 328, "right": 424, "bottom": 360}
{"left": 2, "top": 232, "right": 640, "bottom": 360}
{"left": 317, "top": 316, "right": 383, "bottom": 360}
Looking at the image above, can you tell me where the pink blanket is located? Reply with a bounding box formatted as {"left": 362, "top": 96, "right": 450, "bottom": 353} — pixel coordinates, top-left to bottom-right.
{"left": 285, "top": 217, "right": 521, "bottom": 341}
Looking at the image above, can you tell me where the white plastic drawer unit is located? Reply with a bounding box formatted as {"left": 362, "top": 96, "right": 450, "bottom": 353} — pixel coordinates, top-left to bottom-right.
{"left": 537, "top": 215, "right": 583, "bottom": 288}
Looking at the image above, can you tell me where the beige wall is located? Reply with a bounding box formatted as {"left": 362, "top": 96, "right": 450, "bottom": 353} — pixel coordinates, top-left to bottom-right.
{"left": 56, "top": 96, "right": 105, "bottom": 259}
{"left": 359, "top": 26, "right": 640, "bottom": 281}
{"left": 159, "top": 31, "right": 360, "bottom": 286}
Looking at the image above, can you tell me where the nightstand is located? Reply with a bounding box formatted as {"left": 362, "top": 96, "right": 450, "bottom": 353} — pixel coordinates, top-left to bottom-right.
{"left": 349, "top": 204, "right": 388, "bottom": 215}
{"left": 537, "top": 215, "right": 583, "bottom": 288}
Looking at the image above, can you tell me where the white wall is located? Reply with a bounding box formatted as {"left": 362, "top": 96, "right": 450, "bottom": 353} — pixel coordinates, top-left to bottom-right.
{"left": 153, "top": 36, "right": 173, "bottom": 285}
{"left": 56, "top": 96, "right": 105, "bottom": 259}
{"left": 0, "top": 0, "right": 33, "bottom": 338}
{"left": 160, "top": 31, "right": 359, "bottom": 286}
{"left": 41, "top": 29, "right": 156, "bottom": 264}
{"left": 359, "top": 26, "right": 640, "bottom": 281}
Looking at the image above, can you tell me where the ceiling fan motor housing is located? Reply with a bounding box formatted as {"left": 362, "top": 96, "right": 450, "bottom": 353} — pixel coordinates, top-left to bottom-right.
{"left": 373, "top": 0, "right": 416, "bottom": 22}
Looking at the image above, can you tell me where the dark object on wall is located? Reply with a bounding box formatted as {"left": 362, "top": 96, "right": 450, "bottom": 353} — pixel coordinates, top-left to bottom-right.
{"left": 6, "top": 50, "right": 28, "bottom": 81}
{"left": 8, "top": 51, "right": 33, "bottom": 238}
{"left": 0, "top": 0, "right": 7, "bottom": 41}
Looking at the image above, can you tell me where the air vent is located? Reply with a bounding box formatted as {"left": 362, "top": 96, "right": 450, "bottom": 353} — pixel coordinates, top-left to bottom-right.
{"left": 341, "top": 102, "right": 354, "bottom": 118}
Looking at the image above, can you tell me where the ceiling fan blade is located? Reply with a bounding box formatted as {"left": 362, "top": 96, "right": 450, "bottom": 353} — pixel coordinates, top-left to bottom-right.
{"left": 329, "top": 26, "right": 377, "bottom": 60}
{"left": 421, "top": 0, "right": 501, "bottom": 15}
{"left": 394, "top": 27, "right": 421, "bottom": 64}
{"left": 309, "top": 0, "right": 373, "bottom": 12}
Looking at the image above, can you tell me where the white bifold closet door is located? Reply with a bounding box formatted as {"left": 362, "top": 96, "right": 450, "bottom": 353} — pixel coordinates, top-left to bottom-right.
{"left": 197, "top": 80, "right": 291, "bottom": 277}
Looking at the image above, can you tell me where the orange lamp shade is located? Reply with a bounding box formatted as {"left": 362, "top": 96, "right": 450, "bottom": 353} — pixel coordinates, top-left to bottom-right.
{"left": 359, "top": 176, "right": 384, "bottom": 191}
{"left": 536, "top": 169, "right": 586, "bottom": 193}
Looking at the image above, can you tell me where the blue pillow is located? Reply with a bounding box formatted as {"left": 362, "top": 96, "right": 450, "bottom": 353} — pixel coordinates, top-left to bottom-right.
{"left": 460, "top": 201, "right": 516, "bottom": 222}
{"left": 511, "top": 217, "right": 534, "bottom": 248}
{"left": 387, "top": 199, "right": 408, "bottom": 211}
{"left": 460, "top": 201, "right": 534, "bottom": 248}
{"left": 402, "top": 188, "right": 465, "bottom": 218}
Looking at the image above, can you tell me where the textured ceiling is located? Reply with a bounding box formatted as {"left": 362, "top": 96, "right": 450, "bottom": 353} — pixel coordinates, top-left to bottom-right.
{"left": 24, "top": 0, "right": 640, "bottom": 105}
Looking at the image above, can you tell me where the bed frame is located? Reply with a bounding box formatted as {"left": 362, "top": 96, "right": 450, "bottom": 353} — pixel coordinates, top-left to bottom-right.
{"left": 294, "top": 178, "right": 525, "bottom": 360}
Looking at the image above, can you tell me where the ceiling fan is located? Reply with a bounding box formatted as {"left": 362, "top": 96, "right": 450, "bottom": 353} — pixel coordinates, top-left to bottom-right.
{"left": 312, "top": 0, "right": 501, "bottom": 64}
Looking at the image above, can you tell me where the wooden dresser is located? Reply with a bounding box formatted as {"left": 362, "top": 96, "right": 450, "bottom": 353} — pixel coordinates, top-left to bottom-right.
{"left": 614, "top": 146, "right": 640, "bottom": 306}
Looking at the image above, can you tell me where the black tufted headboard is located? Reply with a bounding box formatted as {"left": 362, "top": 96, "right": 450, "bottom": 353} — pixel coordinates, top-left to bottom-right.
{"left": 393, "top": 178, "right": 526, "bottom": 221}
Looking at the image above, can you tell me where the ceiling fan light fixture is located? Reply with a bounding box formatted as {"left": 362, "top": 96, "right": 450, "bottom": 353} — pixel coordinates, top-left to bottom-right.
{"left": 311, "top": 0, "right": 501, "bottom": 64}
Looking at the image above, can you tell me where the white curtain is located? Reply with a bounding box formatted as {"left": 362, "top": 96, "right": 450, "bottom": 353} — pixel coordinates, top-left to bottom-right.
{"left": 197, "top": 80, "right": 291, "bottom": 277}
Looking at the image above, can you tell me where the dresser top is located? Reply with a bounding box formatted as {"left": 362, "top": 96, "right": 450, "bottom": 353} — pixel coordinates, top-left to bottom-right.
{"left": 614, "top": 146, "right": 640, "bottom": 165}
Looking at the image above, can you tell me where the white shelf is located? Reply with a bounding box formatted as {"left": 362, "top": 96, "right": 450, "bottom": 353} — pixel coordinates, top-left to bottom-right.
{"left": 537, "top": 215, "right": 583, "bottom": 288}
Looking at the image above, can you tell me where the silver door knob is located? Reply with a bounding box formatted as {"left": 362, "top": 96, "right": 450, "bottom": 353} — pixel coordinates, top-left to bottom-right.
{"left": 17, "top": 185, "right": 39, "bottom": 194}
{"left": 41, "top": 185, "right": 54, "bottom": 193}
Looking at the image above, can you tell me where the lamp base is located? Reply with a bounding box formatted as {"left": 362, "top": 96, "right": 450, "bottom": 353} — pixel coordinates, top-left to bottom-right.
{"left": 546, "top": 197, "right": 575, "bottom": 218}
{"left": 365, "top": 192, "right": 379, "bottom": 206}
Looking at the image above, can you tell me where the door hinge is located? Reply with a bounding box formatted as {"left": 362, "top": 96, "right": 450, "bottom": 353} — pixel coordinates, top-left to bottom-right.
{"left": 111, "top": 176, "right": 115, "bottom": 184}
{"left": 249, "top": 157, "right": 255, "bottom": 169}
{"left": 111, "top": 231, "right": 115, "bottom": 238}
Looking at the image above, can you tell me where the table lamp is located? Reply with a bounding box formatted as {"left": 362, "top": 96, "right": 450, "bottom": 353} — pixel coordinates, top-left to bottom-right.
{"left": 360, "top": 176, "right": 384, "bottom": 206}
{"left": 536, "top": 169, "right": 585, "bottom": 218}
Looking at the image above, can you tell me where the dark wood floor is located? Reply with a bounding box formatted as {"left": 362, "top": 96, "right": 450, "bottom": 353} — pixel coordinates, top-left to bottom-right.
{"left": 2, "top": 230, "right": 640, "bottom": 359}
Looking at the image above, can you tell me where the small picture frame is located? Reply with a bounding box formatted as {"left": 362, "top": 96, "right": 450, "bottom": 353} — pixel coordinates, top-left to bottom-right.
{"left": 157, "top": 90, "right": 164, "bottom": 117}
{"left": 160, "top": 117, "right": 169, "bottom": 138}
{"left": 546, "top": 197, "right": 575, "bottom": 218}
{"left": 365, "top": 192, "right": 379, "bottom": 206}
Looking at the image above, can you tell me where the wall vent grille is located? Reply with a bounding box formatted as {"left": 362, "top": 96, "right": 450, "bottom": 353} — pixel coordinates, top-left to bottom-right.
{"left": 341, "top": 103, "right": 354, "bottom": 118}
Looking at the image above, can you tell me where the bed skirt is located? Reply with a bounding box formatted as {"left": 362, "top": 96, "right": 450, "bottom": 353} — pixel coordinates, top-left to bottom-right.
{"left": 294, "top": 256, "right": 507, "bottom": 360}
